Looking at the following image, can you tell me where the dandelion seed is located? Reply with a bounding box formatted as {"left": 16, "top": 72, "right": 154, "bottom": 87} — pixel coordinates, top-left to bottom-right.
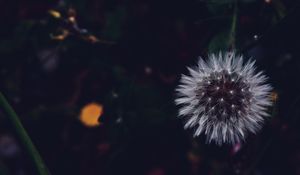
{"left": 175, "top": 51, "right": 273, "bottom": 145}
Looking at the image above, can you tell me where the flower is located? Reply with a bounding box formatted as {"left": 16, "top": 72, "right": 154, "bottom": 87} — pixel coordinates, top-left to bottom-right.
{"left": 175, "top": 52, "right": 273, "bottom": 145}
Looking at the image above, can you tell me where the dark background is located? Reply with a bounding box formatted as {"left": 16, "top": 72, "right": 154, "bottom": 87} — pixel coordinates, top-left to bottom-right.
{"left": 0, "top": 0, "right": 300, "bottom": 174}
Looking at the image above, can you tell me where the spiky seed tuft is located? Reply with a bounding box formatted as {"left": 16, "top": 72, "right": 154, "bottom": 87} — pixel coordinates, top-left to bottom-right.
{"left": 175, "top": 52, "right": 273, "bottom": 145}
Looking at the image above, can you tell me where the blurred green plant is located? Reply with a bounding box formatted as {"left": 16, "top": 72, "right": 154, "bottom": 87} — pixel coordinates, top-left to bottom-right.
{"left": 0, "top": 92, "right": 50, "bottom": 175}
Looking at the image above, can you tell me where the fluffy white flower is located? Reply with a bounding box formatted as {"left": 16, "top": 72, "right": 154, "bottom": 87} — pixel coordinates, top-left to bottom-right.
{"left": 175, "top": 52, "right": 273, "bottom": 145}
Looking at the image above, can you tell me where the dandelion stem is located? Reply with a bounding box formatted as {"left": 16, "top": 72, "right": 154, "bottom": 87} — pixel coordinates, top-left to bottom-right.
{"left": 228, "top": 0, "right": 237, "bottom": 50}
{"left": 0, "top": 92, "right": 49, "bottom": 175}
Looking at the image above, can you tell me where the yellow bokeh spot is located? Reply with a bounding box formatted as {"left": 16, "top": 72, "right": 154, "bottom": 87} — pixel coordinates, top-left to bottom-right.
{"left": 80, "top": 103, "right": 103, "bottom": 127}
{"left": 48, "top": 10, "right": 61, "bottom": 18}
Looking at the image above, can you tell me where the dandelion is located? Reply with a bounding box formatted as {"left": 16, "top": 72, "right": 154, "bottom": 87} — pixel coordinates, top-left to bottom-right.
{"left": 175, "top": 52, "right": 273, "bottom": 145}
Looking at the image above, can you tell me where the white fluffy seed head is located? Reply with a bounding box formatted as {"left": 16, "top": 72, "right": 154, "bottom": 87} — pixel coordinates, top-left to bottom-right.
{"left": 175, "top": 51, "right": 273, "bottom": 145}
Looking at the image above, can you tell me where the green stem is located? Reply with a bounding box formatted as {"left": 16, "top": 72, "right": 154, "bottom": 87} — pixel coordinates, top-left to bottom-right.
{"left": 228, "top": 0, "right": 237, "bottom": 50}
{"left": 0, "top": 92, "right": 49, "bottom": 175}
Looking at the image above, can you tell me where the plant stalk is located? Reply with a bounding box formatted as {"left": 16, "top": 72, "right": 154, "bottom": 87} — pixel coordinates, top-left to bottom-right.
{"left": 0, "top": 92, "right": 49, "bottom": 175}
{"left": 228, "top": 0, "right": 237, "bottom": 50}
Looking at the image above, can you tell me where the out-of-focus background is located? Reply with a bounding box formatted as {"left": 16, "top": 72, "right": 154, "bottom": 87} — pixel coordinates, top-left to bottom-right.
{"left": 0, "top": 0, "right": 300, "bottom": 174}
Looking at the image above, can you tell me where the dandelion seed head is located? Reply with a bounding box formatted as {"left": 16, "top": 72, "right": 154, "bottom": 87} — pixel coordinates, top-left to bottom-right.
{"left": 175, "top": 52, "right": 273, "bottom": 145}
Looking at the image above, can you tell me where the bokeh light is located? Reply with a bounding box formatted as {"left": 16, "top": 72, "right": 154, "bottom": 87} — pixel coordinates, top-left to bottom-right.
{"left": 79, "top": 103, "right": 103, "bottom": 127}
